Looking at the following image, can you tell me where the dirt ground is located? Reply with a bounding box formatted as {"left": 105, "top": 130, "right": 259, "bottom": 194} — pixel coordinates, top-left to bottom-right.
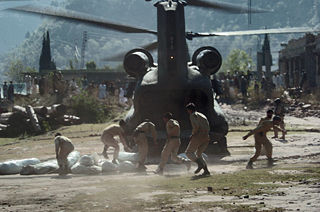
{"left": 0, "top": 106, "right": 320, "bottom": 212}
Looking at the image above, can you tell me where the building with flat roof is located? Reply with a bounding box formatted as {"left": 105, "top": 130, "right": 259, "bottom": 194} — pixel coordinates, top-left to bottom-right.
{"left": 279, "top": 33, "right": 320, "bottom": 89}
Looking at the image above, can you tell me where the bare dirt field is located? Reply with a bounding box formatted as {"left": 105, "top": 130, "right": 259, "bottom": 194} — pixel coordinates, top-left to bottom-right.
{"left": 0, "top": 106, "right": 319, "bottom": 212}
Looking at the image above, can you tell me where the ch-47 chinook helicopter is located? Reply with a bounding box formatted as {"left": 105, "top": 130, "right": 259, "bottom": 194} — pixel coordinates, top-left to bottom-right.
{"left": 8, "top": 0, "right": 320, "bottom": 155}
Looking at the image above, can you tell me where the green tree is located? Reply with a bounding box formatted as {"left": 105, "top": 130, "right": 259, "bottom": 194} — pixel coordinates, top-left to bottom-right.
{"left": 221, "top": 49, "right": 253, "bottom": 74}
{"left": 39, "top": 31, "right": 56, "bottom": 71}
{"left": 69, "top": 60, "right": 74, "bottom": 70}
{"left": 70, "top": 91, "right": 107, "bottom": 123}
{"left": 5, "top": 60, "right": 36, "bottom": 82}
{"left": 85, "top": 60, "right": 97, "bottom": 70}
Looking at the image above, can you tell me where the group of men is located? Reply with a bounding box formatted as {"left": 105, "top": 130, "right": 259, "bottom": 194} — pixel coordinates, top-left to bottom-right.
{"left": 100, "top": 102, "right": 211, "bottom": 176}
{"left": 53, "top": 98, "right": 286, "bottom": 176}
{"left": 54, "top": 102, "right": 211, "bottom": 176}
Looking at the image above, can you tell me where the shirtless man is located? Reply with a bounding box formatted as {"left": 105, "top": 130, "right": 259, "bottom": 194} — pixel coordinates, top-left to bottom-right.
{"left": 101, "top": 120, "right": 131, "bottom": 164}
{"left": 154, "top": 112, "right": 191, "bottom": 175}
{"left": 133, "top": 120, "right": 157, "bottom": 171}
{"left": 54, "top": 133, "right": 74, "bottom": 176}
{"left": 243, "top": 116, "right": 286, "bottom": 169}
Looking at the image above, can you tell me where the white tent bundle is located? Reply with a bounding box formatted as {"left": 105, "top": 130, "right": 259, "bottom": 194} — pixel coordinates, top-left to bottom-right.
{"left": 101, "top": 160, "right": 118, "bottom": 173}
{"left": 71, "top": 153, "right": 102, "bottom": 175}
{"left": 0, "top": 158, "right": 41, "bottom": 175}
{"left": 1, "top": 151, "right": 140, "bottom": 175}
{"left": 71, "top": 163, "right": 102, "bottom": 175}
{"left": 20, "top": 151, "right": 80, "bottom": 175}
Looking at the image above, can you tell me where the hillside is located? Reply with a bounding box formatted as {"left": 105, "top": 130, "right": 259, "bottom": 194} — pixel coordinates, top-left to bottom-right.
{"left": 0, "top": 0, "right": 319, "bottom": 77}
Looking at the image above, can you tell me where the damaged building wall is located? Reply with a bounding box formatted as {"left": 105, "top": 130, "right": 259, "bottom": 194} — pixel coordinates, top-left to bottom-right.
{"left": 279, "top": 33, "right": 320, "bottom": 90}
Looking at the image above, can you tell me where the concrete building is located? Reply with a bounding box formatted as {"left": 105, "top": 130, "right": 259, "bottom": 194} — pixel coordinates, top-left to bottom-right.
{"left": 279, "top": 33, "right": 320, "bottom": 89}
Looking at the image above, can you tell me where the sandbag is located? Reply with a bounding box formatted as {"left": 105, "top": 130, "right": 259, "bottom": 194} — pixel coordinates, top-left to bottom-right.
{"left": 79, "top": 155, "right": 95, "bottom": 167}
{"left": 20, "top": 159, "right": 58, "bottom": 175}
{"left": 97, "top": 158, "right": 107, "bottom": 166}
{"left": 20, "top": 151, "right": 80, "bottom": 175}
{"left": 118, "top": 152, "right": 139, "bottom": 162}
{"left": 67, "top": 151, "right": 81, "bottom": 167}
{"left": 101, "top": 161, "right": 118, "bottom": 173}
{"left": 0, "top": 158, "right": 40, "bottom": 175}
{"left": 118, "top": 161, "right": 136, "bottom": 172}
{"left": 91, "top": 152, "right": 100, "bottom": 165}
{"left": 71, "top": 163, "right": 101, "bottom": 175}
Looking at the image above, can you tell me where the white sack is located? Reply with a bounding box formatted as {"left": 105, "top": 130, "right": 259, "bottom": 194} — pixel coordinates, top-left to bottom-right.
{"left": 79, "top": 155, "right": 95, "bottom": 167}
{"left": 71, "top": 163, "right": 101, "bottom": 175}
{"left": 20, "top": 151, "right": 80, "bottom": 175}
{"left": 118, "top": 161, "right": 136, "bottom": 172}
{"left": 101, "top": 161, "right": 118, "bottom": 173}
{"left": 118, "top": 152, "right": 139, "bottom": 162}
{"left": 20, "top": 159, "right": 58, "bottom": 175}
{"left": 91, "top": 152, "right": 100, "bottom": 165}
{"left": 0, "top": 158, "right": 40, "bottom": 175}
{"left": 67, "top": 151, "right": 81, "bottom": 167}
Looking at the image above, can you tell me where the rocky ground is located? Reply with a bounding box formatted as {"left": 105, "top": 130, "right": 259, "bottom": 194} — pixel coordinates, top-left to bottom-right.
{"left": 0, "top": 105, "right": 319, "bottom": 212}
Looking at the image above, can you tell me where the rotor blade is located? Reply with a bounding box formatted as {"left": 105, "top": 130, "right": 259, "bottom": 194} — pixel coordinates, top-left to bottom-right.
{"left": 186, "top": 0, "right": 269, "bottom": 14}
{"left": 7, "top": 5, "right": 157, "bottom": 35}
{"left": 0, "top": 0, "right": 33, "bottom": 1}
{"left": 101, "top": 41, "right": 158, "bottom": 62}
{"left": 188, "top": 27, "right": 320, "bottom": 38}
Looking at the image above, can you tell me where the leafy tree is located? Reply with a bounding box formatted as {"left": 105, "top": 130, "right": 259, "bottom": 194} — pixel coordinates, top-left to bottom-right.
{"left": 221, "top": 49, "right": 253, "bottom": 74}
{"left": 69, "top": 60, "right": 74, "bottom": 70}
{"left": 5, "top": 60, "right": 36, "bottom": 82}
{"left": 85, "top": 60, "right": 97, "bottom": 70}
{"left": 70, "top": 91, "right": 107, "bottom": 123}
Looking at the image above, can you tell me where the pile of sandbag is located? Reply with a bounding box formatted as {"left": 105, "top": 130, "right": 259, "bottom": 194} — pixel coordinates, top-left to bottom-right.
{"left": 0, "top": 158, "right": 40, "bottom": 175}
{"left": 71, "top": 152, "right": 139, "bottom": 174}
{"left": 71, "top": 153, "right": 102, "bottom": 175}
{"left": 1, "top": 151, "right": 139, "bottom": 176}
{"left": 101, "top": 152, "right": 138, "bottom": 173}
{"left": 20, "top": 151, "right": 80, "bottom": 175}
{"left": 101, "top": 160, "right": 136, "bottom": 173}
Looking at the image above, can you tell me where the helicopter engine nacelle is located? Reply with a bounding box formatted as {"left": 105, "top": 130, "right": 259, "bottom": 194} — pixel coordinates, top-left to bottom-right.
{"left": 192, "top": 46, "right": 222, "bottom": 76}
{"left": 123, "top": 49, "right": 154, "bottom": 78}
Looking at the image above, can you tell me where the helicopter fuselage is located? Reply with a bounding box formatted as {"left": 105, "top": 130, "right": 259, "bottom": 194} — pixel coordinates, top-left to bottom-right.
{"left": 124, "top": 1, "right": 228, "bottom": 151}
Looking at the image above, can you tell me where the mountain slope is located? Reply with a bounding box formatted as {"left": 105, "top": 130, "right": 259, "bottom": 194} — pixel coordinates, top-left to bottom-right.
{"left": 0, "top": 0, "right": 319, "bottom": 77}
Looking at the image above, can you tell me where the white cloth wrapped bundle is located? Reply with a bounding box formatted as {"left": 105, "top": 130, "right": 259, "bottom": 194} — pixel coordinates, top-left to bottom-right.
{"left": 79, "top": 155, "right": 95, "bottom": 167}
{"left": 71, "top": 163, "right": 102, "bottom": 175}
{"left": 0, "top": 158, "right": 40, "bottom": 175}
{"left": 71, "top": 153, "right": 102, "bottom": 175}
{"left": 101, "top": 161, "right": 118, "bottom": 173}
{"left": 20, "top": 151, "right": 80, "bottom": 175}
